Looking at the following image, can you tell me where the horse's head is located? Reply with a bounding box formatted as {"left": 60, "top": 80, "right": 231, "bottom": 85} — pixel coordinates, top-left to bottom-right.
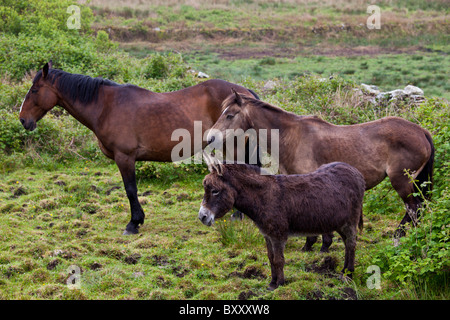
{"left": 19, "top": 61, "right": 59, "bottom": 131}
{"left": 198, "top": 154, "right": 236, "bottom": 226}
{"left": 206, "top": 88, "right": 254, "bottom": 147}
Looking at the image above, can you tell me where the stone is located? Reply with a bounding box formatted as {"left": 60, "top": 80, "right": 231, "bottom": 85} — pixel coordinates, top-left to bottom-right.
{"left": 403, "top": 85, "right": 424, "bottom": 96}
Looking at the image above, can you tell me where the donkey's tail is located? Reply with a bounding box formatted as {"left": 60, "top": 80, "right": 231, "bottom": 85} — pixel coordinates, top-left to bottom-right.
{"left": 415, "top": 131, "right": 434, "bottom": 201}
{"left": 358, "top": 208, "right": 364, "bottom": 233}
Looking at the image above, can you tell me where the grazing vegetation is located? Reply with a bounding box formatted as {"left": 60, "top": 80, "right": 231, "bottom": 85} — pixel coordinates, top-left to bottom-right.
{"left": 0, "top": 0, "right": 448, "bottom": 300}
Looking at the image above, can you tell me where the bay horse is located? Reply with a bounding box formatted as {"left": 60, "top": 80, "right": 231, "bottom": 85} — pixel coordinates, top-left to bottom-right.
{"left": 207, "top": 90, "right": 434, "bottom": 247}
{"left": 18, "top": 61, "right": 259, "bottom": 235}
{"left": 199, "top": 157, "right": 365, "bottom": 290}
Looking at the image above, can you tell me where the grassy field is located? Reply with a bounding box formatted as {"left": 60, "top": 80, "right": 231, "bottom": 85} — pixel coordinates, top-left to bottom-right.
{"left": 0, "top": 0, "right": 449, "bottom": 301}
{"left": 93, "top": 0, "right": 450, "bottom": 99}
{"left": 0, "top": 157, "right": 422, "bottom": 299}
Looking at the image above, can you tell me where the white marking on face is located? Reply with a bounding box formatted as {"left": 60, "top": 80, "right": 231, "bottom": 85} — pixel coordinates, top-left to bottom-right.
{"left": 19, "top": 89, "right": 30, "bottom": 113}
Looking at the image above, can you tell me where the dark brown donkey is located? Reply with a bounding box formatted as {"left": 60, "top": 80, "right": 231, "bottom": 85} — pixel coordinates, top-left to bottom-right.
{"left": 19, "top": 61, "right": 259, "bottom": 235}
{"left": 199, "top": 159, "right": 365, "bottom": 290}
{"left": 207, "top": 91, "right": 434, "bottom": 247}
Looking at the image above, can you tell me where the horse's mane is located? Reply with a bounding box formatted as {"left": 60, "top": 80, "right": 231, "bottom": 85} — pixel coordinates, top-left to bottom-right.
{"left": 33, "top": 69, "right": 121, "bottom": 104}
{"left": 221, "top": 93, "right": 285, "bottom": 114}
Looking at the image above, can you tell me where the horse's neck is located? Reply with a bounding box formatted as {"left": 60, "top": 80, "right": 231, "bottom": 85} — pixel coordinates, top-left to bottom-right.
{"left": 249, "top": 107, "right": 299, "bottom": 154}
{"left": 56, "top": 88, "right": 103, "bottom": 133}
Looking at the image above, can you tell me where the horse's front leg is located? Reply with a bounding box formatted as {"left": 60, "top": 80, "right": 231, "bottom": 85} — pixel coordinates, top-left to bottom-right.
{"left": 114, "top": 152, "right": 145, "bottom": 235}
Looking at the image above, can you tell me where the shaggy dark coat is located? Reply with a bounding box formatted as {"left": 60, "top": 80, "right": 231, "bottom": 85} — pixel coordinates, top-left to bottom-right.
{"left": 199, "top": 161, "right": 365, "bottom": 290}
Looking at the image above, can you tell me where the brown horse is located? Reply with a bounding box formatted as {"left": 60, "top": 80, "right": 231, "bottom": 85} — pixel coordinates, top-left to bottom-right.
{"left": 18, "top": 61, "right": 259, "bottom": 235}
{"left": 207, "top": 90, "right": 434, "bottom": 246}
{"left": 199, "top": 159, "right": 365, "bottom": 290}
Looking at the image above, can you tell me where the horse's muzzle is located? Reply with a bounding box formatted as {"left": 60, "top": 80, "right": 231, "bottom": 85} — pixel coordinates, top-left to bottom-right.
{"left": 207, "top": 135, "right": 215, "bottom": 145}
{"left": 20, "top": 118, "right": 36, "bottom": 131}
{"left": 198, "top": 205, "right": 214, "bottom": 226}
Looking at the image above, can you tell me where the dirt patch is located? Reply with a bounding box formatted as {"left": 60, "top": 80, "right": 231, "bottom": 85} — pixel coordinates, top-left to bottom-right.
{"left": 238, "top": 290, "right": 257, "bottom": 300}
{"left": 105, "top": 185, "right": 121, "bottom": 195}
{"left": 46, "top": 259, "right": 60, "bottom": 270}
{"left": 89, "top": 262, "right": 103, "bottom": 270}
{"left": 340, "top": 287, "right": 358, "bottom": 300}
{"left": 306, "top": 256, "right": 338, "bottom": 277}
{"left": 148, "top": 254, "right": 170, "bottom": 267}
{"left": 12, "top": 186, "right": 27, "bottom": 198}
{"left": 228, "top": 265, "right": 266, "bottom": 280}
{"left": 124, "top": 253, "right": 141, "bottom": 264}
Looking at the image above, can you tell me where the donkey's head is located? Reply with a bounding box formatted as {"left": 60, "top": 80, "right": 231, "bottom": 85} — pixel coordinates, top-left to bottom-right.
{"left": 19, "top": 61, "right": 59, "bottom": 131}
{"left": 198, "top": 153, "right": 236, "bottom": 226}
{"left": 206, "top": 88, "right": 254, "bottom": 147}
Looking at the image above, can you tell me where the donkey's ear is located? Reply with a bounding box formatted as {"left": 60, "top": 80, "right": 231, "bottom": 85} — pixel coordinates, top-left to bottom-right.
{"left": 231, "top": 88, "right": 243, "bottom": 107}
{"left": 203, "top": 151, "right": 223, "bottom": 176}
{"left": 42, "top": 62, "right": 50, "bottom": 79}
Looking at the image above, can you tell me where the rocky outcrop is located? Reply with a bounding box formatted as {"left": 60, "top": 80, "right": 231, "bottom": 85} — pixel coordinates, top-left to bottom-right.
{"left": 360, "top": 83, "right": 425, "bottom": 104}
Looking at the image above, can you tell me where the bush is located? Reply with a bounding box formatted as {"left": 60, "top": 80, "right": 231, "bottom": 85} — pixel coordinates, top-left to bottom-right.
{"left": 143, "top": 53, "right": 189, "bottom": 80}
{"left": 372, "top": 187, "right": 450, "bottom": 286}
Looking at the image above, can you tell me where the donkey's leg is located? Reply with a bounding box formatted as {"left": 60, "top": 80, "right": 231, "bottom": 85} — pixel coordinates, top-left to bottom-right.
{"left": 267, "top": 238, "right": 286, "bottom": 290}
{"left": 115, "top": 152, "right": 145, "bottom": 235}
{"left": 264, "top": 236, "right": 277, "bottom": 289}
{"left": 338, "top": 229, "right": 356, "bottom": 279}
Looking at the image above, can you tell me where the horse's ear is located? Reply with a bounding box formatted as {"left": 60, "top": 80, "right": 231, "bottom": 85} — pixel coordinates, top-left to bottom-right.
{"left": 42, "top": 62, "right": 50, "bottom": 79}
{"left": 231, "top": 88, "right": 243, "bottom": 107}
{"left": 48, "top": 59, "right": 53, "bottom": 69}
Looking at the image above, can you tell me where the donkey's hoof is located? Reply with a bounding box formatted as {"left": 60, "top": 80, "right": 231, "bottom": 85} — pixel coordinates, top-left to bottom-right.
{"left": 267, "top": 284, "right": 278, "bottom": 291}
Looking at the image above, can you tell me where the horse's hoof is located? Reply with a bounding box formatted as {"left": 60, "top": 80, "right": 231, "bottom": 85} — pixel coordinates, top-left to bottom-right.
{"left": 123, "top": 229, "right": 138, "bottom": 236}
{"left": 393, "top": 238, "right": 400, "bottom": 247}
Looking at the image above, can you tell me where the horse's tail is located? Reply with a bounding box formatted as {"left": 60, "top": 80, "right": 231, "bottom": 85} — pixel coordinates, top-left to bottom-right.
{"left": 415, "top": 131, "right": 434, "bottom": 201}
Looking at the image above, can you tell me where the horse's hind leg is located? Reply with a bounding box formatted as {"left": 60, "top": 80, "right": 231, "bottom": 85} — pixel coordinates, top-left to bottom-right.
{"left": 387, "top": 170, "right": 422, "bottom": 241}
{"left": 320, "top": 233, "right": 333, "bottom": 253}
{"left": 115, "top": 152, "right": 145, "bottom": 235}
{"left": 302, "top": 236, "right": 318, "bottom": 252}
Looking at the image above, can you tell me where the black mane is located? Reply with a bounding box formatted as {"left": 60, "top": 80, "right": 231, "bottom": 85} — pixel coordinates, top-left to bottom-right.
{"left": 33, "top": 69, "right": 121, "bottom": 104}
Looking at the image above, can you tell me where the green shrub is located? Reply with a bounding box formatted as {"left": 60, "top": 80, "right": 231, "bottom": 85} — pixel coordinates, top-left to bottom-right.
{"left": 143, "top": 53, "right": 189, "bottom": 80}
{"left": 372, "top": 187, "right": 450, "bottom": 286}
{"left": 94, "top": 30, "right": 117, "bottom": 53}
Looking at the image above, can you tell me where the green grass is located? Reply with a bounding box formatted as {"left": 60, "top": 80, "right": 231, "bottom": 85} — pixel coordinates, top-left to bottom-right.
{"left": 183, "top": 51, "right": 450, "bottom": 100}
{"left": 1, "top": 0, "right": 449, "bottom": 301}
{"left": 0, "top": 88, "right": 448, "bottom": 299}
{"left": 0, "top": 160, "right": 404, "bottom": 299}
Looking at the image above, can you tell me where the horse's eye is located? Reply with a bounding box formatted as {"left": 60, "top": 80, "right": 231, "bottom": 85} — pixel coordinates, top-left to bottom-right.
{"left": 226, "top": 114, "right": 234, "bottom": 120}
{"left": 212, "top": 190, "right": 220, "bottom": 196}
{"left": 31, "top": 89, "right": 38, "bottom": 94}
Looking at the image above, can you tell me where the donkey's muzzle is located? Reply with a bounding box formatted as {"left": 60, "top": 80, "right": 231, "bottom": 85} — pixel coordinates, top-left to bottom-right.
{"left": 198, "top": 206, "right": 214, "bottom": 226}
